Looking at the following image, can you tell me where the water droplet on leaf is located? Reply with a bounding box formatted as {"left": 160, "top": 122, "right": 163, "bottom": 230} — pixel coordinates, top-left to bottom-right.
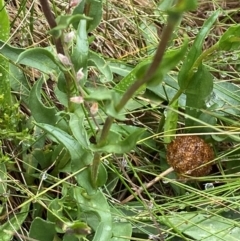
{"left": 204, "top": 183, "right": 214, "bottom": 190}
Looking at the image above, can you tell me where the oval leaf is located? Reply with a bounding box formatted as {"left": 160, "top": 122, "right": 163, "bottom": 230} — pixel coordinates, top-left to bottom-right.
{"left": 16, "top": 47, "right": 64, "bottom": 74}
{"left": 178, "top": 10, "right": 219, "bottom": 90}
{"left": 219, "top": 25, "right": 240, "bottom": 51}
{"left": 88, "top": 51, "right": 113, "bottom": 83}
{"left": 49, "top": 14, "right": 91, "bottom": 38}
{"left": 29, "top": 78, "right": 58, "bottom": 125}
{"left": 91, "top": 129, "right": 145, "bottom": 154}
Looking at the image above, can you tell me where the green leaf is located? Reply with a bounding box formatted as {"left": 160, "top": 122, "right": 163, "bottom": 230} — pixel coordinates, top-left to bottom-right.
{"left": 98, "top": 129, "right": 121, "bottom": 144}
{"left": 63, "top": 235, "right": 79, "bottom": 241}
{"left": 176, "top": 10, "right": 216, "bottom": 127}
{"left": 0, "top": 41, "right": 24, "bottom": 62}
{"left": 109, "top": 62, "right": 132, "bottom": 77}
{"left": 185, "top": 96, "right": 205, "bottom": 126}
{"left": 50, "top": 144, "right": 70, "bottom": 176}
{"left": 0, "top": 163, "right": 7, "bottom": 200}
{"left": 74, "top": 151, "right": 96, "bottom": 195}
{"left": 168, "top": 0, "right": 197, "bottom": 13}
{"left": 88, "top": 51, "right": 113, "bottom": 83}
{"left": 30, "top": 148, "right": 53, "bottom": 170}
{"left": 0, "top": 203, "right": 30, "bottom": 241}
{"left": 160, "top": 41, "right": 188, "bottom": 75}
{"left": 212, "top": 81, "right": 240, "bottom": 115}
{"left": 29, "top": 78, "right": 66, "bottom": 128}
{"left": 64, "top": 221, "right": 91, "bottom": 238}
{"left": 114, "top": 58, "right": 151, "bottom": 94}
{"left": 35, "top": 123, "right": 86, "bottom": 166}
{"left": 23, "top": 152, "right": 38, "bottom": 184}
{"left": 9, "top": 64, "right": 30, "bottom": 104}
{"left": 47, "top": 196, "right": 71, "bottom": 224}
{"left": 86, "top": 0, "right": 103, "bottom": 32}
{"left": 185, "top": 65, "right": 213, "bottom": 126}
{"left": 164, "top": 99, "right": 178, "bottom": 144}
{"left": 69, "top": 110, "right": 90, "bottom": 149}
{"left": 190, "top": 110, "right": 217, "bottom": 133}
{"left": 95, "top": 162, "right": 108, "bottom": 187}
{"left": 29, "top": 218, "right": 56, "bottom": 241}
{"left": 148, "top": 40, "right": 188, "bottom": 86}
{"left": 72, "top": 0, "right": 87, "bottom": 29}
{"left": 93, "top": 222, "right": 112, "bottom": 241}
{"left": 0, "top": 0, "right": 9, "bottom": 42}
{"left": 73, "top": 0, "right": 103, "bottom": 32}
{"left": 91, "top": 128, "right": 145, "bottom": 154}
{"left": 105, "top": 92, "right": 126, "bottom": 121}
{"left": 139, "top": 20, "right": 158, "bottom": 55}
{"left": 86, "top": 89, "right": 126, "bottom": 120}
{"left": 158, "top": 0, "right": 175, "bottom": 11}
{"left": 219, "top": 25, "right": 240, "bottom": 51}
{"left": 54, "top": 84, "right": 68, "bottom": 107}
{"left": 85, "top": 88, "right": 113, "bottom": 101}
{"left": 185, "top": 64, "right": 213, "bottom": 98}
{"left": 73, "top": 187, "right": 112, "bottom": 241}
{"left": 111, "top": 222, "right": 132, "bottom": 241}
{"left": 49, "top": 14, "right": 91, "bottom": 38}
{"left": 16, "top": 47, "right": 62, "bottom": 74}
{"left": 163, "top": 213, "right": 240, "bottom": 241}
{"left": 35, "top": 123, "right": 95, "bottom": 193}
{"left": 147, "top": 74, "right": 186, "bottom": 105}
{"left": 71, "top": 19, "right": 89, "bottom": 82}
{"left": 178, "top": 10, "right": 219, "bottom": 90}
{"left": 0, "top": 0, "right": 11, "bottom": 105}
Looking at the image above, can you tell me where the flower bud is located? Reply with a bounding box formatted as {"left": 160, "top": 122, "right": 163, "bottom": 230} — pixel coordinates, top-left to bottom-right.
{"left": 64, "top": 31, "right": 75, "bottom": 43}
{"left": 76, "top": 68, "right": 84, "bottom": 81}
{"left": 90, "top": 102, "right": 98, "bottom": 115}
{"left": 57, "top": 53, "right": 72, "bottom": 66}
{"left": 70, "top": 0, "right": 82, "bottom": 7}
{"left": 70, "top": 96, "right": 84, "bottom": 104}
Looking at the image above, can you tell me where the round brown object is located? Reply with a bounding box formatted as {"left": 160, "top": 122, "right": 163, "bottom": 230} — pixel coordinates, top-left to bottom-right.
{"left": 167, "top": 135, "right": 214, "bottom": 177}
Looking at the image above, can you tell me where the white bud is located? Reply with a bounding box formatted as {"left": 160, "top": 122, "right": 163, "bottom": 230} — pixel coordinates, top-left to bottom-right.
{"left": 121, "top": 158, "right": 127, "bottom": 168}
{"left": 70, "top": 96, "right": 84, "bottom": 104}
{"left": 76, "top": 68, "right": 84, "bottom": 81}
{"left": 57, "top": 53, "right": 72, "bottom": 66}
{"left": 70, "top": 0, "right": 82, "bottom": 7}
{"left": 64, "top": 31, "right": 75, "bottom": 43}
{"left": 90, "top": 102, "right": 98, "bottom": 115}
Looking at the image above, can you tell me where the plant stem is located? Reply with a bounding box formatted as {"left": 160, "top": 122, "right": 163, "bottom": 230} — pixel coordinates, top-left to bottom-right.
{"left": 91, "top": 14, "right": 180, "bottom": 187}
{"left": 98, "top": 116, "right": 114, "bottom": 145}
{"left": 91, "top": 117, "right": 114, "bottom": 186}
{"left": 39, "top": 0, "right": 77, "bottom": 108}
{"left": 158, "top": 42, "right": 219, "bottom": 133}
{"left": 115, "top": 16, "right": 177, "bottom": 113}
{"left": 101, "top": 14, "right": 179, "bottom": 139}
{"left": 91, "top": 152, "right": 101, "bottom": 186}
{"left": 39, "top": 0, "right": 64, "bottom": 54}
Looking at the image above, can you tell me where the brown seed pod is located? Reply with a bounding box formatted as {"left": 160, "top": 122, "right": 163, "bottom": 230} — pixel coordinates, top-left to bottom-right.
{"left": 167, "top": 135, "right": 214, "bottom": 177}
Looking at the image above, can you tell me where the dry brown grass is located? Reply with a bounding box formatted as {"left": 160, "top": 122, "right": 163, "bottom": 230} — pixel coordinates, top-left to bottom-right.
{"left": 6, "top": 0, "right": 240, "bottom": 60}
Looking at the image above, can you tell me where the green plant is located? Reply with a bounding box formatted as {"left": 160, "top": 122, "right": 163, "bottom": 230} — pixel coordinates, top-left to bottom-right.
{"left": 1, "top": 0, "right": 240, "bottom": 240}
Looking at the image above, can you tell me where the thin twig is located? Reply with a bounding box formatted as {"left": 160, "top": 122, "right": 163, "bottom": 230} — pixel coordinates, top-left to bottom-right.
{"left": 121, "top": 167, "right": 174, "bottom": 204}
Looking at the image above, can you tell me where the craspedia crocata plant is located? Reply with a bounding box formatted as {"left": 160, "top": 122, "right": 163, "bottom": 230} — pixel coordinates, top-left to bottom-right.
{"left": 167, "top": 136, "right": 214, "bottom": 177}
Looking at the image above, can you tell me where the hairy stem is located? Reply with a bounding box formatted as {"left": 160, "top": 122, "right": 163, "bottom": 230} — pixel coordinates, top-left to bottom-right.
{"left": 39, "top": 0, "right": 77, "bottom": 107}
{"left": 39, "top": 0, "right": 64, "bottom": 54}
{"left": 115, "top": 16, "right": 177, "bottom": 113}
{"left": 91, "top": 14, "right": 180, "bottom": 187}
